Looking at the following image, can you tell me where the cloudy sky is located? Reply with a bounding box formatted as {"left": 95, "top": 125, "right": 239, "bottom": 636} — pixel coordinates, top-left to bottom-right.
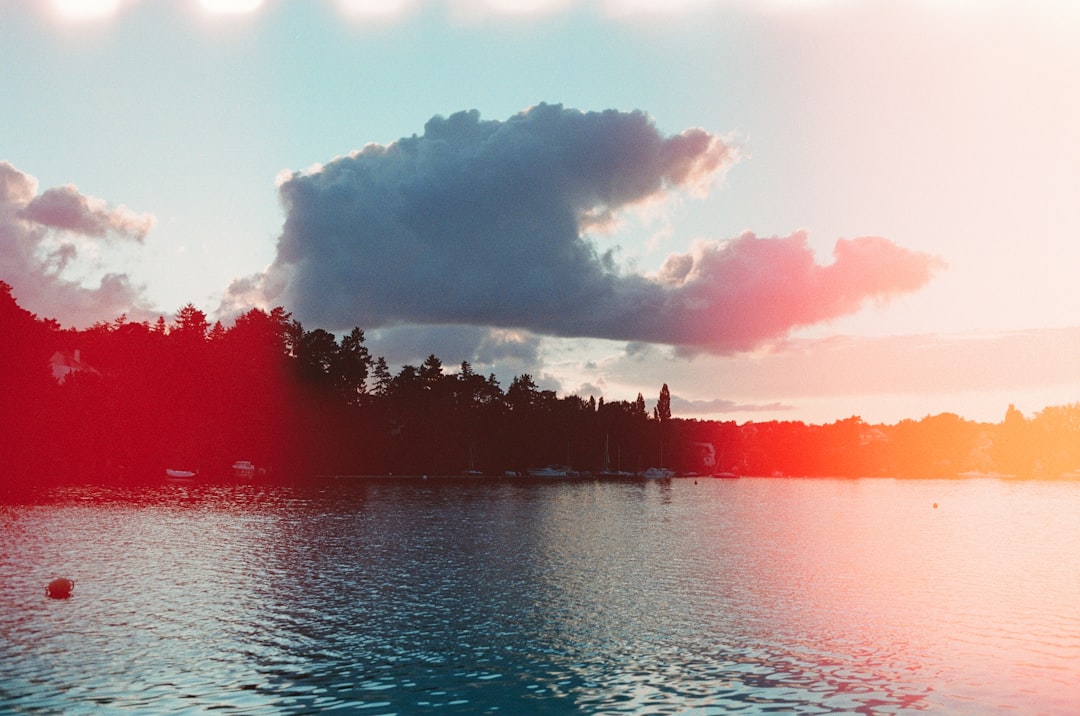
{"left": 3, "top": 0, "right": 1080, "bottom": 425}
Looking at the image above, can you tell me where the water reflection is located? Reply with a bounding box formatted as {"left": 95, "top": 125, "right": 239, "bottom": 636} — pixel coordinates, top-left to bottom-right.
{"left": 2, "top": 476, "right": 1079, "bottom": 713}
{"left": 520, "top": 479, "right": 935, "bottom": 713}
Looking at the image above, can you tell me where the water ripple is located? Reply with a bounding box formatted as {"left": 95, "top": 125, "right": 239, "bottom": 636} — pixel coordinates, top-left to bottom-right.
{"left": 3, "top": 477, "right": 1080, "bottom": 712}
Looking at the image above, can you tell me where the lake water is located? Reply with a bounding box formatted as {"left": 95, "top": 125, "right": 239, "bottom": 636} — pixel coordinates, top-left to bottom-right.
{"left": 2, "top": 476, "right": 1079, "bottom": 714}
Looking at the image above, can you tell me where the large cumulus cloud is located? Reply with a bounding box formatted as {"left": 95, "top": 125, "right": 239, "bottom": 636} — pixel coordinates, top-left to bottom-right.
{"left": 0, "top": 161, "right": 155, "bottom": 326}
{"left": 242, "top": 103, "right": 941, "bottom": 353}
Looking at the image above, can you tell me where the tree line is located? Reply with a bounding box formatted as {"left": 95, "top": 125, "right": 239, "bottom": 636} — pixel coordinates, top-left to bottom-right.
{"left": 3, "top": 281, "right": 1079, "bottom": 484}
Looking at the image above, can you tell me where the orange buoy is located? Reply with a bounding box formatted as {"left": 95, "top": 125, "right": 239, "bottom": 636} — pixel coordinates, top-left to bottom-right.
{"left": 46, "top": 578, "right": 74, "bottom": 599}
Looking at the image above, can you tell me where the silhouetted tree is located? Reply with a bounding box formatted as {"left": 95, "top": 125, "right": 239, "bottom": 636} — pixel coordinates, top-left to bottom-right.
{"left": 208, "top": 320, "right": 226, "bottom": 342}
{"left": 0, "top": 281, "right": 59, "bottom": 481}
{"left": 656, "top": 383, "right": 671, "bottom": 423}
{"left": 994, "top": 404, "right": 1036, "bottom": 477}
{"left": 335, "top": 327, "right": 372, "bottom": 404}
{"left": 14, "top": 286, "right": 1080, "bottom": 483}
{"left": 507, "top": 374, "right": 539, "bottom": 412}
{"left": 1031, "top": 403, "right": 1080, "bottom": 477}
{"left": 371, "top": 357, "right": 392, "bottom": 397}
{"left": 419, "top": 354, "right": 444, "bottom": 385}
{"left": 295, "top": 328, "right": 338, "bottom": 385}
{"left": 173, "top": 303, "right": 210, "bottom": 341}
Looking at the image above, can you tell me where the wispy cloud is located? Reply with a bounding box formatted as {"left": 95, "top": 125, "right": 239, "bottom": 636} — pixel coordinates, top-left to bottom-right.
{"left": 0, "top": 161, "right": 156, "bottom": 326}
{"left": 233, "top": 104, "right": 940, "bottom": 354}
{"left": 670, "top": 394, "right": 794, "bottom": 415}
{"left": 751, "top": 329, "right": 1080, "bottom": 398}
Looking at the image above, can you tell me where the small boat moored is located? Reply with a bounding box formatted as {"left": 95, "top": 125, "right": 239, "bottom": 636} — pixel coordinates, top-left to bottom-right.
{"left": 527, "top": 465, "right": 570, "bottom": 477}
{"left": 231, "top": 460, "right": 256, "bottom": 478}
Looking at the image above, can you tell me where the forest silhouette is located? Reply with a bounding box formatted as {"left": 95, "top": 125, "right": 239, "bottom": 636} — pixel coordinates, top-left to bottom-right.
{"left": 3, "top": 280, "right": 1078, "bottom": 485}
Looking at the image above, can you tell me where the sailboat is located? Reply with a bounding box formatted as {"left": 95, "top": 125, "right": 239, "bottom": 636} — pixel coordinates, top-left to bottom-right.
{"left": 598, "top": 433, "right": 632, "bottom": 478}
{"left": 641, "top": 440, "right": 675, "bottom": 478}
{"left": 463, "top": 440, "right": 483, "bottom": 476}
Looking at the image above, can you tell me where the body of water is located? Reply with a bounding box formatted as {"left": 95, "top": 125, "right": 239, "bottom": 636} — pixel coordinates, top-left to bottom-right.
{"left": 2, "top": 475, "right": 1079, "bottom": 714}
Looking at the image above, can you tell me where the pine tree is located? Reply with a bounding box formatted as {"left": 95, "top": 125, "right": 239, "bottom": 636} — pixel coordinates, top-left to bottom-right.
{"left": 371, "top": 357, "right": 392, "bottom": 396}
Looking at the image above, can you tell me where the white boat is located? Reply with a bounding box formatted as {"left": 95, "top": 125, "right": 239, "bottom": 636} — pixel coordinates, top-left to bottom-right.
{"left": 231, "top": 460, "right": 256, "bottom": 478}
{"left": 527, "top": 465, "right": 569, "bottom": 477}
{"left": 641, "top": 467, "right": 675, "bottom": 479}
{"left": 165, "top": 468, "right": 197, "bottom": 480}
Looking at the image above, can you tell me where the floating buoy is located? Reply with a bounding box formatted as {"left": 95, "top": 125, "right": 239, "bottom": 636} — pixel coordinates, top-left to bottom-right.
{"left": 46, "top": 578, "right": 74, "bottom": 599}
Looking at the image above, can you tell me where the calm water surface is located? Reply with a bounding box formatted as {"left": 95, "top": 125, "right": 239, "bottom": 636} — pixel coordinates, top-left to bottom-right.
{"left": 2, "top": 476, "right": 1079, "bottom": 714}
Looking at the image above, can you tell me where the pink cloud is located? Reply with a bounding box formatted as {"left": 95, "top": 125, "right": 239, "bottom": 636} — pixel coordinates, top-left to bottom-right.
{"left": 656, "top": 231, "right": 945, "bottom": 353}
{"left": 0, "top": 161, "right": 156, "bottom": 327}
{"left": 20, "top": 184, "right": 154, "bottom": 240}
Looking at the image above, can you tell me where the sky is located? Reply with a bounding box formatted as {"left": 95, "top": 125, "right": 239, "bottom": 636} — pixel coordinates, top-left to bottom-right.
{"left": 3, "top": 0, "right": 1080, "bottom": 426}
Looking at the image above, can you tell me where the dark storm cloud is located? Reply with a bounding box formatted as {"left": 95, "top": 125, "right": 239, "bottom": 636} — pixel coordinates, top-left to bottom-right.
{"left": 0, "top": 161, "right": 155, "bottom": 326}
{"left": 242, "top": 104, "right": 941, "bottom": 354}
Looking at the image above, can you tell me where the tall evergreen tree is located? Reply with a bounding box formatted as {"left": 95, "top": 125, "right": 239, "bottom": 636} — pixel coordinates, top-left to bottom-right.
{"left": 295, "top": 328, "right": 339, "bottom": 383}
{"left": 173, "top": 303, "right": 210, "bottom": 340}
{"left": 371, "top": 357, "right": 392, "bottom": 396}
{"left": 657, "top": 383, "right": 671, "bottom": 423}
{"left": 336, "top": 327, "right": 372, "bottom": 402}
{"left": 507, "top": 374, "right": 539, "bottom": 412}
{"left": 419, "top": 354, "right": 444, "bottom": 389}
